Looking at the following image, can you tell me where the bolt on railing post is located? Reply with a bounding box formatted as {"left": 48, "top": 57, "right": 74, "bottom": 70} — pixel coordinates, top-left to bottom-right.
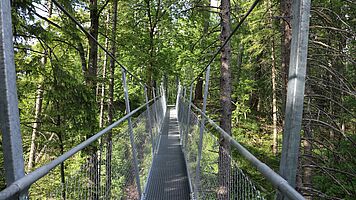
{"left": 144, "top": 86, "right": 155, "bottom": 156}
{"left": 195, "top": 65, "right": 211, "bottom": 198}
{"left": 0, "top": 1, "right": 27, "bottom": 199}
{"left": 121, "top": 68, "right": 142, "bottom": 198}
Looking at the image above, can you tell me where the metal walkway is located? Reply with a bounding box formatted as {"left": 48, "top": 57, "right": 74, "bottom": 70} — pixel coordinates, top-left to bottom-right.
{"left": 144, "top": 107, "right": 190, "bottom": 200}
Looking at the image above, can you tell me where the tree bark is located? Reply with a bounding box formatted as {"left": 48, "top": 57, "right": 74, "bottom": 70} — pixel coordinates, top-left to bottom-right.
{"left": 280, "top": 0, "right": 292, "bottom": 114}
{"left": 87, "top": 0, "right": 99, "bottom": 92}
{"left": 87, "top": 1, "right": 99, "bottom": 199}
{"left": 194, "top": 75, "right": 203, "bottom": 104}
{"left": 272, "top": 42, "right": 278, "bottom": 155}
{"left": 218, "top": 0, "right": 232, "bottom": 199}
{"left": 146, "top": 0, "right": 154, "bottom": 99}
{"left": 99, "top": 13, "right": 110, "bottom": 129}
{"left": 270, "top": 2, "right": 278, "bottom": 155}
{"left": 194, "top": 1, "right": 210, "bottom": 104}
{"left": 106, "top": 0, "right": 118, "bottom": 198}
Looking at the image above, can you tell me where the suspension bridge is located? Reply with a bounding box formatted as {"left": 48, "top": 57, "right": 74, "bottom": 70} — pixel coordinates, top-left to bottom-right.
{"left": 0, "top": 0, "right": 311, "bottom": 199}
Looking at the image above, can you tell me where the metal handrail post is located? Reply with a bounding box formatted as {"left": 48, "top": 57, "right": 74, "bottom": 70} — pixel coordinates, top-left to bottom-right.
{"left": 176, "top": 85, "right": 183, "bottom": 144}
{"left": 195, "top": 65, "right": 211, "bottom": 198}
{"left": 278, "top": 0, "right": 311, "bottom": 198}
{"left": 152, "top": 88, "right": 160, "bottom": 126}
{"left": 160, "top": 84, "right": 166, "bottom": 115}
{"left": 184, "top": 84, "right": 194, "bottom": 149}
{"left": 144, "top": 86, "right": 154, "bottom": 156}
{"left": 0, "top": 1, "right": 27, "bottom": 199}
{"left": 189, "top": 102, "right": 305, "bottom": 200}
{"left": 0, "top": 99, "right": 156, "bottom": 199}
{"left": 121, "top": 68, "right": 142, "bottom": 197}
{"left": 181, "top": 86, "right": 186, "bottom": 146}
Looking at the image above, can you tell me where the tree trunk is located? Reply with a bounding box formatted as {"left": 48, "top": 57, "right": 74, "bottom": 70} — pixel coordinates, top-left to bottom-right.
{"left": 87, "top": 0, "right": 99, "bottom": 92}
{"left": 280, "top": 0, "right": 292, "bottom": 114}
{"left": 146, "top": 0, "right": 154, "bottom": 99}
{"left": 194, "top": 75, "right": 203, "bottom": 104}
{"left": 27, "top": 84, "right": 43, "bottom": 171}
{"left": 272, "top": 45, "right": 278, "bottom": 155}
{"left": 218, "top": 0, "right": 232, "bottom": 199}
{"left": 58, "top": 121, "right": 66, "bottom": 200}
{"left": 195, "top": 0, "right": 210, "bottom": 105}
{"left": 106, "top": 0, "right": 118, "bottom": 198}
{"left": 87, "top": 1, "right": 99, "bottom": 199}
{"left": 28, "top": 0, "right": 52, "bottom": 172}
{"left": 270, "top": 3, "right": 278, "bottom": 155}
{"left": 99, "top": 13, "right": 110, "bottom": 129}
{"left": 78, "top": 42, "right": 87, "bottom": 78}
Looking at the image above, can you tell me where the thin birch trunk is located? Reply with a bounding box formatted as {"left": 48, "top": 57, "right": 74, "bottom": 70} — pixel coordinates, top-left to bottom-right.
{"left": 27, "top": 0, "right": 52, "bottom": 172}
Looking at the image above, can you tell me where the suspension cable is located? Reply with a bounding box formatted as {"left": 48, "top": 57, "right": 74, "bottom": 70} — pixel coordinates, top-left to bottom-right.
{"left": 52, "top": 0, "right": 151, "bottom": 88}
{"left": 188, "top": 0, "right": 261, "bottom": 86}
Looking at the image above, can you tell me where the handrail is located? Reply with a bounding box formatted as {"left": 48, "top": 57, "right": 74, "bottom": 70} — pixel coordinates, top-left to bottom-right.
{"left": 0, "top": 96, "right": 160, "bottom": 200}
{"left": 187, "top": 101, "right": 305, "bottom": 200}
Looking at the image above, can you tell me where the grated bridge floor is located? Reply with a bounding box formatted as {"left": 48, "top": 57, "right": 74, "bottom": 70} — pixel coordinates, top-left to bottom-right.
{"left": 144, "top": 107, "right": 190, "bottom": 200}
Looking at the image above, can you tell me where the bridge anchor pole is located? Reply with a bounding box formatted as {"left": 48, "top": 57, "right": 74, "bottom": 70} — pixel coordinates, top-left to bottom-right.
{"left": 121, "top": 68, "right": 142, "bottom": 198}
{"left": 0, "top": 1, "right": 27, "bottom": 199}
{"left": 195, "top": 65, "right": 211, "bottom": 199}
{"left": 278, "top": 0, "right": 311, "bottom": 199}
{"left": 144, "top": 86, "right": 154, "bottom": 157}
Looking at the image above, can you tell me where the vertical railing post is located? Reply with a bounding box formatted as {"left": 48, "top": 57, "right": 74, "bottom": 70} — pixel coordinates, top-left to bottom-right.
{"left": 152, "top": 88, "right": 160, "bottom": 125}
{"left": 176, "top": 85, "right": 183, "bottom": 144}
{"left": 144, "top": 86, "right": 154, "bottom": 156}
{"left": 278, "top": 0, "right": 311, "bottom": 198}
{"left": 176, "top": 84, "right": 181, "bottom": 110}
{"left": 184, "top": 84, "right": 194, "bottom": 149}
{"left": 160, "top": 84, "right": 166, "bottom": 114}
{"left": 121, "top": 68, "right": 142, "bottom": 197}
{"left": 195, "top": 65, "right": 211, "bottom": 198}
{"left": 152, "top": 87, "right": 161, "bottom": 154}
{"left": 180, "top": 86, "right": 186, "bottom": 146}
{"left": 0, "top": 1, "right": 26, "bottom": 199}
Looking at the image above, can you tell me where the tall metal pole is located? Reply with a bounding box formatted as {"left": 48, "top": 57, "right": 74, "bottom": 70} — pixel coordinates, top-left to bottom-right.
{"left": 152, "top": 88, "right": 160, "bottom": 126}
{"left": 160, "top": 84, "right": 166, "bottom": 114}
{"left": 184, "top": 84, "right": 194, "bottom": 149}
{"left": 180, "top": 86, "right": 186, "bottom": 146}
{"left": 176, "top": 84, "right": 182, "bottom": 144}
{"left": 279, "top": 0, "right": 311, "bottom": 198}
{"left": 176, "top": 84, "right": 181, "bottom": 113}
{"left": 121, "top": 68, "right": 142, "bottom": 197}
{"left": 0, "top": 1, "right": 26, "bottom": 199}
{"left": 195, "top": 65, "right": 211, "bottom": 198}
{"left": 144, "top": 86, "right": 154, "bottom": 155}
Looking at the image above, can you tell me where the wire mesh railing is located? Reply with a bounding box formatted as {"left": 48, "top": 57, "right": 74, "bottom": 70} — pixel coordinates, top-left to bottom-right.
{"left": 45, "top": 97, "right": 166, "bottom": 200}
{"left": 177, "top": 97, "right": 263, "bottom": 200}
{"left": 0, "top": 95, "right": 166, "bottom": 200}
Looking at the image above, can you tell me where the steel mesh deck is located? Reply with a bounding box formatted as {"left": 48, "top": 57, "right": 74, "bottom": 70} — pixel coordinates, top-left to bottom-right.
{"left": 144, "top": 107, "right": 190, "bottom": 200}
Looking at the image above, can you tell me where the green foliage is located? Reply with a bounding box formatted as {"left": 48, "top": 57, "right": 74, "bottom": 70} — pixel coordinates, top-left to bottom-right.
{"left": 0, "top": 0, "right": 354, "bottom": 199}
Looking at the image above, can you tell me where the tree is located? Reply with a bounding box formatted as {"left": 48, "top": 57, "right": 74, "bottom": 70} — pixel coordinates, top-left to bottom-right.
{"left": 218, "top": 0, "right": 232, "bottom": 199}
